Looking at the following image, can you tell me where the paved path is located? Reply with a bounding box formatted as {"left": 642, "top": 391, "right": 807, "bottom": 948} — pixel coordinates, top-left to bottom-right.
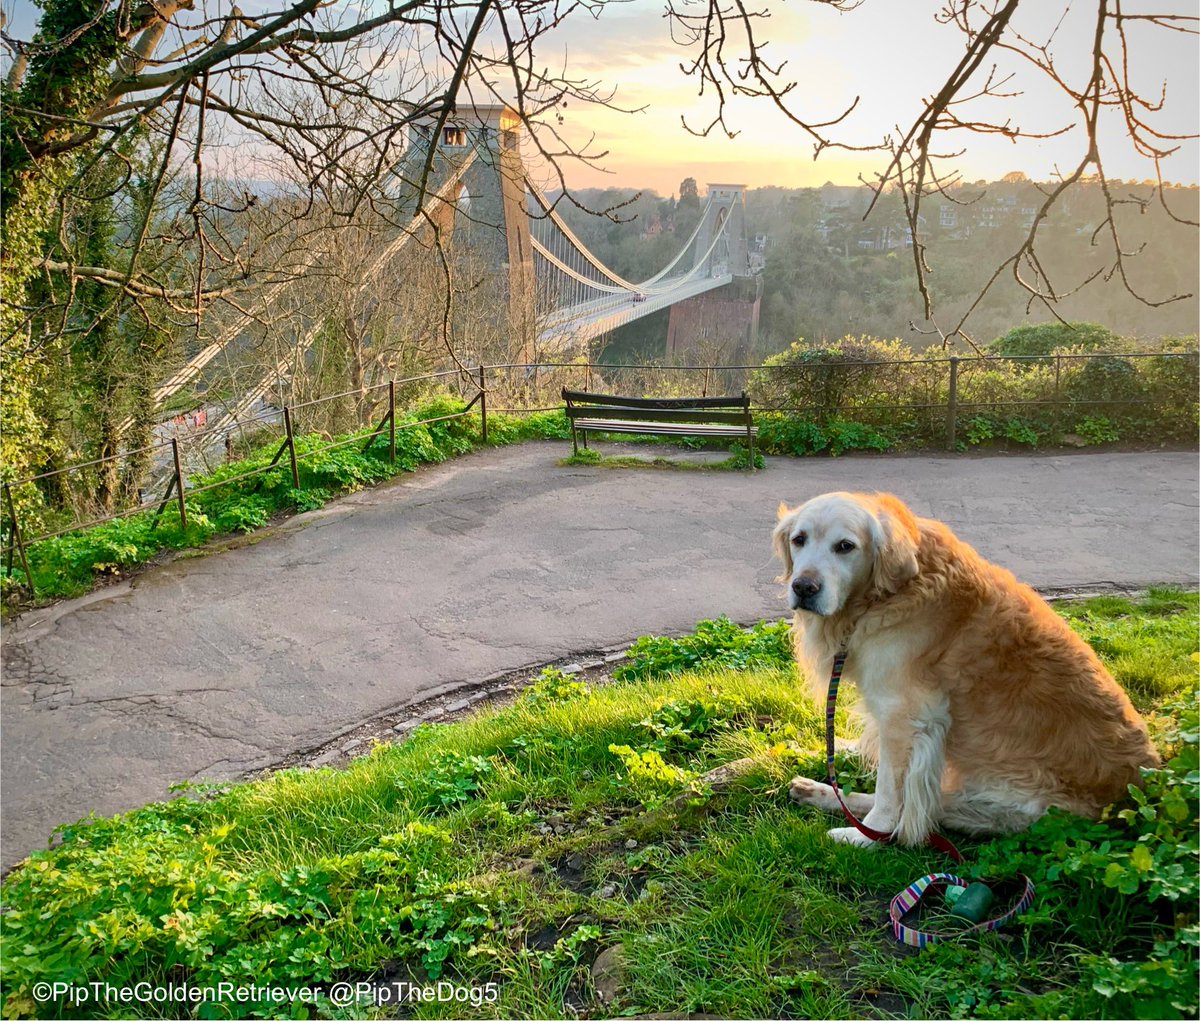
{"left": 2, "top": 445, "right": 1197, "bottom": 867}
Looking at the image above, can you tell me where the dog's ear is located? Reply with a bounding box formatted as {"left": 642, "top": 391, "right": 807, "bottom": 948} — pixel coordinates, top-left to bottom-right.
{"left": 868, "top": 494, "right": 920, "bottom": 598}
{"left": 773, "top": 503, "right": 794, "bottom": 579}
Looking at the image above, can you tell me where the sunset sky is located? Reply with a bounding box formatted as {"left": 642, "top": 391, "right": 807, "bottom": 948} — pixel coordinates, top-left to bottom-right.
{"left": 530, "top": 0, "right": 1200, "bottom": 197}
{"left": 2, "top": 0, "right": 1195, "bottom": 197}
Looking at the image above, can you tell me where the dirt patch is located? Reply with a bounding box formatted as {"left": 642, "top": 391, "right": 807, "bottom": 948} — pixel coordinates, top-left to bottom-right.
{"left": 851, "top": 987, "right": 910, "bottom": 1018}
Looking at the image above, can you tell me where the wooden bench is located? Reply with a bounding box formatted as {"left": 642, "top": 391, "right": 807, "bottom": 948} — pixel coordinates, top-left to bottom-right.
{"left": 562, "top": 388, "right": 757, "bottom": 470}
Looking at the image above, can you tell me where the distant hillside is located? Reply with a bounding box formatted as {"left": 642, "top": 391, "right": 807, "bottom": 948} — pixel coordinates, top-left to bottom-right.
{"left": 747, "top": 178, "right": 1199, "bottom": 352}
{"left": 555, "top": 180, "right": 1198, "bottom": 361}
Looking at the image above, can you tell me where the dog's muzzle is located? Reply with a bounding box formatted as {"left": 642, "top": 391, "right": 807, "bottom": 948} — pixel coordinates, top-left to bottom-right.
{"left": 790, "top": 575, "right": 823, "bottom": 613}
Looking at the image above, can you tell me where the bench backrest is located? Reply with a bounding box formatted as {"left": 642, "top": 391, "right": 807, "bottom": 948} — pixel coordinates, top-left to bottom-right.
{"left": 561, "top": 388, "right": 751, "bottom": 426}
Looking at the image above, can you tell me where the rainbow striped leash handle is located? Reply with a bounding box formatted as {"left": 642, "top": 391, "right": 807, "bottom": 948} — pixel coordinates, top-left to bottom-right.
{"left": 890, "top": 873, "right": 1037, "bottom": 947}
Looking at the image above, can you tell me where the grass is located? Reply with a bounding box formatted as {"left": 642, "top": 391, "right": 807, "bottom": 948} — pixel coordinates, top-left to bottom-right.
{"left": 1, "top": 590, "right": 1196, "bottom": 1020}
{"left": 560, "top": 447, "right": 759, "bottom": 471}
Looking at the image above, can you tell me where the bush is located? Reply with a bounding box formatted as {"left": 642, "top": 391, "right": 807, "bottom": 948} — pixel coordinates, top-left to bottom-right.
{"left": 988, "top": 321, "right": 1119, "bottom": 360}
{"left": 755, "top": 415, "right": 893, "bottom": 456}
{"left": 751, "top": 336, "right": 940, "bottom": 428}
{"left": 749, "top": 331, "right": 1195, "bottom": 452}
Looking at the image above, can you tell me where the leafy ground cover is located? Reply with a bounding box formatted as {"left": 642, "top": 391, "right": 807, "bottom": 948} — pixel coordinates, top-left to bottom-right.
{"left": 2, "top": 590, "right": 1195, "bottom": 1020}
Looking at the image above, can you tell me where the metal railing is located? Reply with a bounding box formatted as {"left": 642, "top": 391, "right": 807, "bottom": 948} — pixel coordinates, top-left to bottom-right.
{"left": 3, "top": 349, "right": 1194, "bottom": 594}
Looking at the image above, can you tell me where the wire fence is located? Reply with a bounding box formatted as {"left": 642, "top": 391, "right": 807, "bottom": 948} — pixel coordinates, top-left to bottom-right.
{"left": 3, "top": 349, "right": 1195, "bottom": 594}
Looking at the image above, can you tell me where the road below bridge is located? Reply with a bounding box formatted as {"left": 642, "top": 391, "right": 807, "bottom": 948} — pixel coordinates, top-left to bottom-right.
{"left": 3, "top": 444, "right": 1197, "bottom": 868}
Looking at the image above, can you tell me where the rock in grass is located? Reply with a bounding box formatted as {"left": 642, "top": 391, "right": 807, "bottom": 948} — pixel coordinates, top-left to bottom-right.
{"left": 591, "top": 945, "right": 626, "bottom": 1004}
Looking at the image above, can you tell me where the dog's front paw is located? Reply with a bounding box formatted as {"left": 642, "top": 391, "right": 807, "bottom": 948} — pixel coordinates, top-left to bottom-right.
{"left": 827, "top": 826, "right": 879, "bottom": 848}
{"left": 789, "top": 776, "right": 837, "bottom": 809}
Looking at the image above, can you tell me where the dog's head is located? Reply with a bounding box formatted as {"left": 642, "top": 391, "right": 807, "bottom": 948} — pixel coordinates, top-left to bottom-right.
{"left": 773, "top": 491, "right": 920, "bottom": 616}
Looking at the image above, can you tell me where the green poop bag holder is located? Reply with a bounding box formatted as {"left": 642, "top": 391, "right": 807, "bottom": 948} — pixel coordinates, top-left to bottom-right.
{"left": 825, "top": 651, "right": 1036, "bottom": 948}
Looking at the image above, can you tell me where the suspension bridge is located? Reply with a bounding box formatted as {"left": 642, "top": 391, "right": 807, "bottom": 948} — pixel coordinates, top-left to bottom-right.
{"left": 135, "top": 104, "right": 759, "bottom": 448}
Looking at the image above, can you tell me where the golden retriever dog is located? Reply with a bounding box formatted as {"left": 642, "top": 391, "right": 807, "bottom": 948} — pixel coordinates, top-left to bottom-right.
{"left": 775, "top": 491, "right": 1159, "bottom": 847}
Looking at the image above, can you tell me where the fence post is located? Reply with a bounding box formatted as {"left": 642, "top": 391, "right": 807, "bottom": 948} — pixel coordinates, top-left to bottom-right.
{"left": 945, "top": 356, "right": 959, "bottom": 451}
{"left": 3, "top": 484, "right": 34, "bottom": 596}
{"left": 171, "top": 438, "right": 188, "bottom": 530}
{"left": 703, "top": 365, "right": 712, "bottom": 397}
{"left": 283, "top": 406, "right": 301, "bottom": 488}
{"left": 478, "top": 365, "right": 488, "bottom": 443}
{"left": 1054, "top": 354, "right": 1062, "bottom": 398}
{"left": 388, "top": 380, "right": 396, "bottom": 464}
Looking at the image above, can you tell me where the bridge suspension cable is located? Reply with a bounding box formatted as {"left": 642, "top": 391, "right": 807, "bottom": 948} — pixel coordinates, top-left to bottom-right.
{"left": 532, "top": 202, "right": 732, "bottom": 313}
{"left": 525, "top": 178, "right": 716, "bottom": 292}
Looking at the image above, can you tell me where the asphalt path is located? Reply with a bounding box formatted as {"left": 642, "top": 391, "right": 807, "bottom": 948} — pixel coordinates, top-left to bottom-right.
{"left": 2, "top": 444, "right": 1197, "bottom": 868}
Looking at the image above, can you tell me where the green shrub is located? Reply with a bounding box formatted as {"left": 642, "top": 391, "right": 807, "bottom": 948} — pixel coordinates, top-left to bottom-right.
{"left": 755, "top": 415, "right": 893, "bottom": 456}
{"left": 988, "top": 321, "right": 1119, "bottom": 360}
{"left": 751, "top": 336, "right": 938, "bottom": 425}
{"left": 1064, "top": 354, "right": 1146, "bottom": 406}
{"left": 1076, "top": 415, "right": 1121, "bottom": 445}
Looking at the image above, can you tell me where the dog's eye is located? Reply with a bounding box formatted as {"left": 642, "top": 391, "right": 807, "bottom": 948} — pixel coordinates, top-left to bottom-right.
{"left": 834, "top": 540, "right": 857, "bottom": 554}
{"left": 792, "top": 532, "right": 807, "bottom": 548}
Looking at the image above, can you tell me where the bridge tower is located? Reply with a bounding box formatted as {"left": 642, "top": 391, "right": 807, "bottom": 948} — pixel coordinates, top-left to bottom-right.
{"left": 666, "top": 183, "right": 762, "bottom": 364}
{"left": 394, "top": 105, "right": 536, "bottom": 360}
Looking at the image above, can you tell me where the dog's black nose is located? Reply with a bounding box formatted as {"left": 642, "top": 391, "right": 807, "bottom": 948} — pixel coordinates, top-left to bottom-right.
{"left": 792, "top": 575, "right": 822, "bottom": 599}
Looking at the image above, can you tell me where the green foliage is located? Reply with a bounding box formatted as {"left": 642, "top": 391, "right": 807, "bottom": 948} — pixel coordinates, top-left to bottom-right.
{"left": 607, "top": 744, "right": 700, "bottom": 803}
{"left": 399, "top": 750, "right": 496, "bottom": 813}
{"left": 614, "top": 616, "right": 793, "bottom": 681}
{"left": 1076, "top": 414, "right": 1121, "bottom": 445}
{"left": 752, "top": 336, "right": 928, "bottom": 423}
{"left": 17, "top": 511, "right": 215, "bottom": 597}
{"left": 988, "top": 321, "right": 1119, "bottom": 360}
{"left": 636, "top": 694, "right": 751, "bottom": 755}
{"left": 964, "top": 415, "right": 996, "bottom": 446}
{"left": 755, "top": 414, "right": 893, "bottom": 456}
{"left": 0, "top": 807, "right": 493, "bottom": 1017}
{"left": 1003, "top": 418, "right": 1039, "bottom": 447}
{"left": 724, "top": 442, "right": 766, "bottom": 469}
{"left": 519, "top": 667, "right": 591, "bottom": 707}
{"left": 748, "top": 333, "right": 1195, "bottom": 452}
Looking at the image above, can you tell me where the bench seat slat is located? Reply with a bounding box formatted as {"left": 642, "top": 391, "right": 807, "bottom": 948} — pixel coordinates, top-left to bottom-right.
{"left": 566, "top": 407, "right": 750, "bottom": 426}
{"left": 572, "top": 418, "right": 757, "bottom": 438}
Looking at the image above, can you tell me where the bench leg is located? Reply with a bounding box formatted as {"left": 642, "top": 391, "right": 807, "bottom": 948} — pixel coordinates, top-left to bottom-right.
{"left": 747, "top": 425, "right": 755, "bottom": 472}
{"left": 572, "top": 422, "right": 578, "bottom": 456}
